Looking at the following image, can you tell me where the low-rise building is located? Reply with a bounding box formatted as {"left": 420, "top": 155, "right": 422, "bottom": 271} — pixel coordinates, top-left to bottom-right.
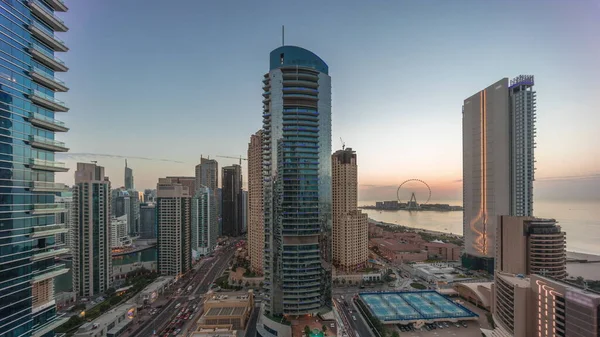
{"left": 368, "top": 223, "right": 384, "bottom": 238}
{"left": 421, "top": 241, "right": 461, "bottom": 261}
{"left": 73, "top": 303, "right": 136, "bottom": 337}
{"left": 452, "top": 281, "right": 493, "bottom": 311}
{"left": 369, "top": 238, "right": 427, "bottom": 263}
{"left": 198, "top": 290, "right": 254, "bottom": 330}
{"left": 189, "top": 325, "right": 238, "bottom": 337}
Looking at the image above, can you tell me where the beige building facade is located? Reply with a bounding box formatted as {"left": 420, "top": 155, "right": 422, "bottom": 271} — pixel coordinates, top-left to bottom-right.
{"left": 492, "top": 271, "right": 600, "bottom": 337}
{"left": 332, "top": 148, "right": 368, "bottom": 271}
{"left": 198, "top": 290, "right": 254, "bottom": 330}
{"left": 248, "top": 130, "right": 264, "bottom": 274}
{"left": 156, "top": 177, "right": 192, "bottom": 277}
{"left": 72, "top": 163, "right": 112, "bottom": 298}
{"left": 496, "top": 216, "right": 566, "bottom": 279}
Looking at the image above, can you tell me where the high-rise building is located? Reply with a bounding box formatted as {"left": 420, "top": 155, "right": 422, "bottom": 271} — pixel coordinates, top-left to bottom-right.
{"left": 248, "top": 130, "right": 264, "bottom": 274}
{"left": 55, "top": 193, "right": 73, "bottom": 252}
{"left": 156, "top": 178, "right": 192, "bottom": 277}
{"left": 222, "top": 165, "right": 243, "bottom": 237}
{"left": 143, "top": 188, "right": 156, "bottom": 203}
{"left": 0, "top": 1, "right": 71, "bottom": 335}
{"left": 242, "top": 190, "right": 248, "bottom": 233}
{"left": 261, "top": 46, "right": 332, "bottom": 318}
{"left": 462, "top": 75, "right": 537, "bottom": 272}
{"left": 139, "top": 202, "right": 156, "bottom": 239}
{"left": 72, "top": 163, "right": 112, "bottom": 299}
{"left": 166, "top": 176, "right": 196, "bottom": 198}
{"left": 491, "top": 272, "right": 600, "bottom": 337}
{"left": 496, "top": 216, "right": 567, "bottom": 279}
{"left": 191, "top": 186, "right": 218, "bottom": 256}
{"left": 332, "top": 148, "right": 368, "bottom": 272}
{"left": 195, "top": 157, "right": 219, "bottom": 193}
{"left": 196, "top": 157, "right": 220, "bottom": 235}
{"left": 124, "top": 159, "right": 134, "bottom": 190}
{"left": 111, "top": 188, "right": 140, "bottom": 236}
{"left": 110, "top": 215, "right": 128, "bottom": 248}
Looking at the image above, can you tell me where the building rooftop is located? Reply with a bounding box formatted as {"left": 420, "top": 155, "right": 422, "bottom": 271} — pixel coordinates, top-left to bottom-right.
{"left": 205, "top": 306, "right": 247, "bottom": 317}
{"left": 496, "top": 272, "right": 531, "bottom": 288}
{"left": 370, "top": 238, "right": 421, "bottom": 252}
{"left": 75, "top": 303, "right": 135, "bottom": 336}
{"left": 140, "top": 276, "right": 173, "bottom": 294}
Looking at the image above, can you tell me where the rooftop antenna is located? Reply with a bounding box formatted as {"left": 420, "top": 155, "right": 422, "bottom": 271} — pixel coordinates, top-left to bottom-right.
{"left": 282, "top": 25, "right": 284, "bottom": 46}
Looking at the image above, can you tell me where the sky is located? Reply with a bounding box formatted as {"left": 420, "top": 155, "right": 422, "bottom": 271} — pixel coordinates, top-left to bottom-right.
{"left": 54, "top": 0, "right": 600, "bottom": 202}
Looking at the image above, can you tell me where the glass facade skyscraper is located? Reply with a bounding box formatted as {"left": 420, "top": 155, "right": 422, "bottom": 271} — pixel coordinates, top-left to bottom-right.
{"left": 262, "top": 46, "right": 332, "bottom": 317}
{"left": 0, "top": 0, "right": 69, "bottom": 336}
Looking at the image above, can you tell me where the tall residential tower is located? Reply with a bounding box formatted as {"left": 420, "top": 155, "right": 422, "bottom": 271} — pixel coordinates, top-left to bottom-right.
{"left": 156, "top": 177, "right": 192, "bottom": 277}
{"left": 332, "top": 148, "right": 368, "bottom": 272}
{"left": 247, "top": 130, "right": 264, "bottom": 274}
{"left": 0, "top": 1, "right": 71, "bottom": 335}
{"left": 124, "top": 159, "right": 134, "bottom": 190}
{"left": 462, "top": 76, "right": 536, "bottom": 272}
{"left": 261, "top": 46, "right": 332, "bottom": 319}
{"left": 72, "top": 163, "right": 112, "bottom": 298}
{"left": 191, "top": 186, "right": 218, "bottom": 256}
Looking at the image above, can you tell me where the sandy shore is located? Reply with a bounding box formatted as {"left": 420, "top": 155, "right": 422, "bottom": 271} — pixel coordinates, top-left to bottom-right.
{"left": 370, "top": 218, "right": 600, "bottom": 262}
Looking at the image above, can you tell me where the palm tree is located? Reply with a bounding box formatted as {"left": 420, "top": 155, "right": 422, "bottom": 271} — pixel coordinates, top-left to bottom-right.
{"left": 341, "top": 279, "right": 346, "bottom": 286}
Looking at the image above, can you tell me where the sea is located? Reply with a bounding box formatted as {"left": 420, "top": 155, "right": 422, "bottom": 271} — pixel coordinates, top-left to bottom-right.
{"left": 360, "top": 200, "right": 600, "bottom": 256}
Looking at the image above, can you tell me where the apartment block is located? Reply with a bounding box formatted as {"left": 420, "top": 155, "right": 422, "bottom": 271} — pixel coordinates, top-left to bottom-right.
{"left": 248, "top": 130, "right": 264, "bottom": 274}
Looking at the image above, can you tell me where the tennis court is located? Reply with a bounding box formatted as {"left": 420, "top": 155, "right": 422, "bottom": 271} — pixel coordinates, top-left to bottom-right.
{"left": 359, "top": 291, "right": 478, "bottom": 323}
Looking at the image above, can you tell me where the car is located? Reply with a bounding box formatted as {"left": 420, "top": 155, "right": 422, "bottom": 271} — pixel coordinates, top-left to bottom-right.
{"left": 352, "top": 316, "right": 356, "bottom": 321}
{"left": 462, "top": 322, "right": 468, "bottom": 328}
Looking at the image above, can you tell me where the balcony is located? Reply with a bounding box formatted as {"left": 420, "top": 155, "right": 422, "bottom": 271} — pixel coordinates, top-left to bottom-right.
{"left": 31, "top": 181, "right": 69, "bottom": 192}
{"left": 28, "top": 44, "right": 68, "bottom": 72}
{"left": 28, "top": 1, "right": 68, "bottom": 32}
{"left": 29, "top": 158, "right": 69, "bottom": 172}
{"left": 32, "top": 248, "right": 69, "bottom": 261}
{"left": 30, "top": 67, "right": 68, "bottom": 92}
{"left": 32, "top": 264, "right": 68, "bottom": 283}
{"left": 29, "top": 135, "right": 69, "bottom": 152}
{"left": 30, "top": 90, "right": 69, "bottom": 112}
{"left": 29, "top": 112, "right": 69, "bottom": 132}
{"left": 28, "top": 21, "right": 68, "bottom": 52}
{"left": 45, "top": 0, "right": 68, "bottom": 12}
{"left": 31, "top": 224, "right": 67, "bottom": 238}
{"left": 32, "top": 203, "right": 66, "bottom": 215}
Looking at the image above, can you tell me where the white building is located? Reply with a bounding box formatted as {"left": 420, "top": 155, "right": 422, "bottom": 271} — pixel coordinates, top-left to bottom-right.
{"left": 73, "top": 163, "right": 112, "bottom": 298}
{"left": 110, "top": 215, "right": 129, "bottom": 249}
{"left": 192, "top": 186, "right": 218, "bottom": 256}
{"left": 462, "top": 75, "right": 536, "bottom": 268}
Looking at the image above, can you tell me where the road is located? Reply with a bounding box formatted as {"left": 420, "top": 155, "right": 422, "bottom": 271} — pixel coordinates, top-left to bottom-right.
{"left": 132, "top": 240, "right": 238, "bottom": 337}
{"left": 244, "top": 304, "right": 260, "bottom": 337}
{"left": 334, "top": 295, "right": 372, "bottom": 337}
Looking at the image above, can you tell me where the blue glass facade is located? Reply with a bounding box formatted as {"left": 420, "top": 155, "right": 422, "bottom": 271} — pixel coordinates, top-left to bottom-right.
{"left": 263, "top": 46, "right": 332, "bottom": 316}
{"left": 0, "top": 0, "right": 69, "bottom": 336}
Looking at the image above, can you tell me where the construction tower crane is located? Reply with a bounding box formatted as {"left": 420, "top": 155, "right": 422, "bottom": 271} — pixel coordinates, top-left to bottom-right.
{"left": 216, "top": 155, "right": 247, "bottom": 166}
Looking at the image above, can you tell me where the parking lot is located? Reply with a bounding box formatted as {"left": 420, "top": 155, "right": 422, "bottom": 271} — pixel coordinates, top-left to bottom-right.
{"left": 396, "top": 322, "right": 482, "bottom": 337}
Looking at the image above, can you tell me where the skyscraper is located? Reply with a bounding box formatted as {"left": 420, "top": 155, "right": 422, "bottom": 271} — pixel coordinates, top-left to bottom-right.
{"left": 222, "top": 165, "right": 243, "bottom": 237}
{"left": 166, "top": 176, "right": 196, "bottom": 198}
{"left": 139, "top": 202, "right": 156, "bottom": 239}
{"left": 72, "top": 163, "right": 112, "bottom": 298}
{"left": 112, "top": 188, "right": 140, "bottom": 236}
{"left": 195, "top": 156, "right": 219, "bottom": 193}
{"left": 462, "top": 75, "right": 536, "bottom": 272}
{"left": 248, "top": 130, "right": 264, "bottom": 274}
{"left": 124, "top": 159, "right": 134, "bottom": 190}
{"left": 261, "top": 46, "right": 332, "bottom": 317}
{"left": 496, "top": 216, "right": 566, "bottom": 279}
{"left": 191, "top": 186, "right": 218, "bottom": 256}
{"left": 195, "top": 157, "right": 219, "bottom": 234}
{"left": 0, "top": 1, "right": 71, "bottom": 335}
{"left": 110, "top": 215, "right": 128, "bottom": 248}
{"left": 156, "top": 177, "right": 192, "bottom": 277}
{"left": 332, "top": 148, "right": 368, "bottom": 272}
{"left": 55, "top": 193, "right": 74, "bottom": 252}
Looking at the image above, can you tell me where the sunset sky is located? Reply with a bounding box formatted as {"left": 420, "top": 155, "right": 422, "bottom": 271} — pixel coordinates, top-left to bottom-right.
{"left": 55, "top": 0, "right": 599, "bottom": 202}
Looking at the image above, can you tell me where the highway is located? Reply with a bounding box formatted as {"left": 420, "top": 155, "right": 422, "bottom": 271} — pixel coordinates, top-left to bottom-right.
{"left": 132, "top": 240, "right": 238, "bottom": 337}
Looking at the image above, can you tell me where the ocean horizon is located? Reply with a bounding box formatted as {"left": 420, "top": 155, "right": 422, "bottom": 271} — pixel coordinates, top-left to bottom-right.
{"left": 359, "top": 199, "right": 600, "bottom": 255}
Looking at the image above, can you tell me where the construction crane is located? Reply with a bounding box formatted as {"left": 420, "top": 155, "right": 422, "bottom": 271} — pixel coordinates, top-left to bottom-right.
{"left": 216, "top": 155, "right": 247, "bottom": 166}
{"left": 340, "top": 137, "right": 345, "bottom": 150}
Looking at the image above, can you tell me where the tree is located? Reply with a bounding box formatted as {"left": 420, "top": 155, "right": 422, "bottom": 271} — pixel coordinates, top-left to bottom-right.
{"left": 304, "top": 325, "right": 311, "bottom": 336}
{"left": 237, "top": 279, "right": 243, "bottom": 286}
{"left": 333, "top": 278, "right": 339, "bottom": 286}
{"left": 391, "top": 332, "right": 399, "bottom": 337}
{"left": 259, "top": 281, "right": 264, "bottom": 288}
{"left": 341, "top": 279, "right": 346, "bottom": 285}
{"left": 245, "top": 281, "right": 250, "bottom": 288}
{"left": 105, "top": 287, "right": 116, "bottom": 297}
{"left": 322, "top": 324, "right": 327, "bottom": 332}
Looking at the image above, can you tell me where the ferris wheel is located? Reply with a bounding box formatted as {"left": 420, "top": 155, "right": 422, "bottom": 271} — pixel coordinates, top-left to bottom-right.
{"left": 396, "top": 179, "right": 431, "bottom": 210}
